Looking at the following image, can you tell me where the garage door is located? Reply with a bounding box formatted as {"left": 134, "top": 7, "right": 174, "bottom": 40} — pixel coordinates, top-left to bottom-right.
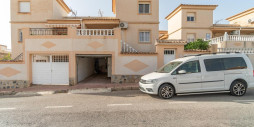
{"left": 164, "top": 49, "right": 175, "bottom": 65}
{"left": 32, "top": 55, "right": 69, "bottom": 85}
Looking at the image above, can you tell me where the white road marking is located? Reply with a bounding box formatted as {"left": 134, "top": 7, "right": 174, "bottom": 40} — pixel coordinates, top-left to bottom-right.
{"left": 107, "top": 104, "right": 133, "bottom": 107}
{"left": 169, "top": 101, "right": 197, "bottom": 104}
{"left": 45, "top": 106, "right": 73, "bottom": 109}
{"left": 0, "top": 108, "right": 16, "bottom": 111}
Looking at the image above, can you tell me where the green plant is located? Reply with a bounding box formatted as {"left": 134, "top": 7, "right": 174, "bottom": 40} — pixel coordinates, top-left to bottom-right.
{"left": 184, "top": 39, "right": 210, "bottom": 50}
{"left": 0, "top": 53, "right": 12, "bottom": 61}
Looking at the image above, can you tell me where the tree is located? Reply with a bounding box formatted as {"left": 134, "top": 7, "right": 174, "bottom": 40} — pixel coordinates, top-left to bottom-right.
{"left": 184, "top": 39, "right": 210, "bottom": 50}
{"left": 0, "top": 53, "right": 12, "bottom": 61}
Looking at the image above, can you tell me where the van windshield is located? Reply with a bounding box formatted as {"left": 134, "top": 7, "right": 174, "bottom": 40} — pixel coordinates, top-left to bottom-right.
{"left": 157, "top": 61, "right": 182, "bottom": 73}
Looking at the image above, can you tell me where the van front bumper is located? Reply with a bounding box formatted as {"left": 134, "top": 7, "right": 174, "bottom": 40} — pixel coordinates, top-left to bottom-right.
{"left": 139, "top": 82, "right": 157, "bottom": 95}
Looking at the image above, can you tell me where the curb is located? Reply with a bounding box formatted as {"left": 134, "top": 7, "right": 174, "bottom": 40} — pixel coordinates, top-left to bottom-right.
{"left": 0, "top": 87, "right": 139, "bottom": 97}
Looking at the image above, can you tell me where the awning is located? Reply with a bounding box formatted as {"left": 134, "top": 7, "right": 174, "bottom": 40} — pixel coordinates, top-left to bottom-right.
{"left": 45, "top": 24, "right": 80, "bottom": 27}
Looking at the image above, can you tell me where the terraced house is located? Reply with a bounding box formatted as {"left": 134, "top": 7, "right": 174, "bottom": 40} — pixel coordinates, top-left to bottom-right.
{"left": 1, "top": 0, "right": 254, "bottom": 89}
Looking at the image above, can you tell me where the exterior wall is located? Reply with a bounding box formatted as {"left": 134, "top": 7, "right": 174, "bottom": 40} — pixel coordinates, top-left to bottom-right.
{"left": 219, "top": 41, "right": 254, "bottom": 48}
{"left": 11, "top": 23, "right": 46, "bottom": 58}
{"left": 115, "top": 0, "right": 159, "bottom": 52}
{"left": 0, "top": 63, "right": 29, "bottom": 89}
{"left": 168, "top": 30, "right": 182, "bottom": 40}
{"left": 167, "top": 10, "right": 182, "bottom": 35}
{"left": 122, "top": 24, "right": 158, "bottom": 52}
{"left": 77, "top": 57, "right": 95, "bottom": 82}
{"left": 156, "top": 45, "right": 185, "bottom": 68}
{"left": 228, "top": 12, "right": 254, "bottom": 27}
{"left": 182, "top": 29, "right": 212, "bottom": 40}
{"left": 53, "top": 0, "right": 68, "bottom": 19}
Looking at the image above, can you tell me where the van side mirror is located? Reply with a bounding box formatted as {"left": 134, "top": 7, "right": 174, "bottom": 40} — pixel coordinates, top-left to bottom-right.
{"left": 178, "top": 70, "right": 187, "bottom": 74}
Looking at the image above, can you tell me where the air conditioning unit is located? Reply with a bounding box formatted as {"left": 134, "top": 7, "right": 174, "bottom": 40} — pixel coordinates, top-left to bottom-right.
{"left": 248, "top": 18, "right": 254, "bottom": 24}
{"left": 119, "top": 22, "right": 128, "bottom": 29}
{"left": 231, "top": 30, "right": 240, "bottom": 35}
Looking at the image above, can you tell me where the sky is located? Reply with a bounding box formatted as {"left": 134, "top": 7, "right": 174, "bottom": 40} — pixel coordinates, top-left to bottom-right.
{"left": 1, "top": 0, "right": 254, "bottom": 49}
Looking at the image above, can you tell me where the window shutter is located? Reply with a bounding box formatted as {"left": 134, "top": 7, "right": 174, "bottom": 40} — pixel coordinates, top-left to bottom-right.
{"left": 19, "top": 2, "right": 30, "bottom": 13}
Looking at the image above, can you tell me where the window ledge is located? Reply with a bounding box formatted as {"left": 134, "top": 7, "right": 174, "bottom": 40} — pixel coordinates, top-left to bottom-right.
{"left": 18, "top": 12, "right": 31, "bottom": 14}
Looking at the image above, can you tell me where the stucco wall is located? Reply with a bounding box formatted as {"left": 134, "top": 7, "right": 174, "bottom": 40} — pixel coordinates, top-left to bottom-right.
{"left": 229, "top": 12, "right": 254, "bottom": 27}
{"left": 219, "top": 41, "right": 254, "bottom": 48}
{"left": 115, "top": 55, "right": 157, "bottom": 75}
{"left": 123, "top": 24, "right": 158, "bottom": 52}
{"left": 77, "top": 57, "right": 95, "bottom": 82}
{"left": 182, "top": 29, "right": 212, "bottom": 41}
{"left": 53, "top": 0, "right": 68, "bottom": 19}
{"left": 0, "top": 63, "right": 27, "bottom": 80}
{"left": 168, "top": 10, "right": 182, "bottom": 35}
{"left": 168, "top": 30, "right": 182, "bottom": 40}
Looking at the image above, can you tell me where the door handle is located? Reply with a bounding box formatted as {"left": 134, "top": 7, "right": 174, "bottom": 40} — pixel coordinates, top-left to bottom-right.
{"left": 173, "top": 77, "right": 177, "bottom": 79}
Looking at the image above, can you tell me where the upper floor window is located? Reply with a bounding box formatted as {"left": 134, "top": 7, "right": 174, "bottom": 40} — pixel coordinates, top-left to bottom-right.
{"left": 139, "top": 31, "right": 150, "bottom": 43}
{"left": 18, "top": 29, "right": 23, "bottom": 42}
{"left": 139, "top": 3, "right": 150, "bottom": 14}
{"left": 187, "top": 33, "right": 195, "bottom": 43}
{"left": 19, "top": 1, "right": 31, "bottom": 13}
{"left": 187, "top": 12, "right": 195, "bottom": 22}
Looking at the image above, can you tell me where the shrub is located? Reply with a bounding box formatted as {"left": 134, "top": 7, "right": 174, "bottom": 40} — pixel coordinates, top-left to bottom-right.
{"left": 184, "top": 39, "right": 210, "bottom": 50}
{"left": 0, "top": 53, "right": 12, "bottom": 61}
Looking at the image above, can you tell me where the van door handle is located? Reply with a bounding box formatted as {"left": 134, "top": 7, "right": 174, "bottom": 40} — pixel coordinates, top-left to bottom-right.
{"left": 173, "top": 77, "right": 177, "bottom": 79}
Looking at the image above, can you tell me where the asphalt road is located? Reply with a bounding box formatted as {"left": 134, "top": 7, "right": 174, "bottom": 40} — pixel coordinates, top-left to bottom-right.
{"left": 1, "top": 89, "right": 254, "bottom": 127}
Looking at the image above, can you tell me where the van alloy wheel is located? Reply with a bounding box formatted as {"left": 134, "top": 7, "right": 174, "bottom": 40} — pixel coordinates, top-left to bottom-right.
{"left": 159, "top": 84, "right": 175, "bottom": 99}
{"left": 230, "top": 81, "right": 247, "bottom": 96}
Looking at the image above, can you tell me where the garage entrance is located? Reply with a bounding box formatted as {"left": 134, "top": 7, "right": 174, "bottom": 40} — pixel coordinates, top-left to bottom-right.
{"left": 32, "top": 55, "right": 69, "bottom": 85}
{"left": 76, "top": 54, "right": 112, "bottom": 84}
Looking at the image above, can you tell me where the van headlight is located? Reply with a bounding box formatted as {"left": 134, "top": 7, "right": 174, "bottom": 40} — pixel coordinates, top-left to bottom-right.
{"left": 141, "top": 79, "right": 158, "bottom": 84}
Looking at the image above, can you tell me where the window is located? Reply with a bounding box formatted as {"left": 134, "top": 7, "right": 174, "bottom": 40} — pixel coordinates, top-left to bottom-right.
{"left": 206, "top": 33, "right": 211, "bottom": 40}
{"left": 19, "top": 1, "right": 30, "bottom": 13}
{"left": 222, "top": 57, "right": 247, "bottom": 70}
{"left": 18, "top": 29, "right": 23, "bottom": 42}
{"left": 175, "top": 61, "right": 201, "bottom": 74}
{"left": 187, "top": 33, "right": 195, "bottom": 43}
{"left": 204, "top": 58, "right": 224, "bottom": 72}
{"left": 157, "top": 62, "right": 182, "bottom": 73}
{"left": 139, "top": 3, "right": 150, "bottom": 14}
{"left": 139, "top": 31, "right": 150, "bottom": 42}
{"left": 204, "top": 57, "right": 247, "bottom": 72}
{"left": 187, "top": 13, "right": 195, "bottom": 22}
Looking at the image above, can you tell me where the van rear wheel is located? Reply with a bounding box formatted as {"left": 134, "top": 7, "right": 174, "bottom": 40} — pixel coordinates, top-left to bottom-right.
{"left": 159, "top": 84, "right": 175, "bottom": 99}
{"left": 230, "top": 81, "right": 247, "bottom": 96}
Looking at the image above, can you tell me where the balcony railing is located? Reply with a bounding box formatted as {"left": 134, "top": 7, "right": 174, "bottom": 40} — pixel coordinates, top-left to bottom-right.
{"left": 121, "top": 41, "right": 138, "bottom": 53}
{"left": 77, "top": 29, "right": 114, "bottom": 36}
{"left": 30, "top": 28, "right": 68, "bottom": 35}
{"left": 210, "top": 32, "right": 254, "bottom": 44}
{"left": 218, "top": 48, "right": 254, "bottom": 54}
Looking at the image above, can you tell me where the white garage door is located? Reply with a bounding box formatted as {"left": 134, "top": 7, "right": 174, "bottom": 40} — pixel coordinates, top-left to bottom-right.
{"left": 164, "top": 49, "right": 175, "bottom": 65}
{"left": 32, "top": 55, "right": 69, "bottom": 85}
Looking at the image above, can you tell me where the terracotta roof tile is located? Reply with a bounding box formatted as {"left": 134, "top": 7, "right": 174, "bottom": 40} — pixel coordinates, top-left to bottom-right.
{"left": 156, "top": 39, "right": 187, "bottom": 45}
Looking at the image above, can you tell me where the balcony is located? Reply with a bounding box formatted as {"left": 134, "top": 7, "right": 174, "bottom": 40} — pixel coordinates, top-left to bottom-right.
{"left": 30, "top": 28, "right": 68, "bottom": 35}
{"left": 76, "top": 29, "right": 114, "bottom": 36}
{"left": 210, "top": 33, "right": 254, "bottom": 44}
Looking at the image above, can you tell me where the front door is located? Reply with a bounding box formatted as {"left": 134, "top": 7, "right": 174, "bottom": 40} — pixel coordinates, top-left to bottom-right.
{"left": 175, "top": 60, "right": 202, "bottom": 93}
{"left": 164, "top": 49, "right": 175, "bottom": 65}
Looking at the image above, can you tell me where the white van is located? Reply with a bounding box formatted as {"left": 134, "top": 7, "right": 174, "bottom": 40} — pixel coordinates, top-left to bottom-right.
{"left": 139, "top": 53, "right": 254, "bottom": 99}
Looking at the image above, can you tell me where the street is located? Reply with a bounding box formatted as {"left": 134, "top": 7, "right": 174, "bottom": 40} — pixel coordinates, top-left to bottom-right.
{"left": 1, "top": 89, "right": 254, "bottom": 127}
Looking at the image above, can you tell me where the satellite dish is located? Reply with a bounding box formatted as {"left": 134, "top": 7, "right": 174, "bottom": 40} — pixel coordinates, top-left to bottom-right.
{"left": 70, "top": 8, "right": 77, "bottom": 17}
{"left": 248, "top": 19, "right": 253, "bottom": 24}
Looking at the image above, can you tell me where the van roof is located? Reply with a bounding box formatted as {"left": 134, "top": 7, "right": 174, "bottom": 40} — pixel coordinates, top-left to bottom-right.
{"left": 172, "top": 53, "right": 246, "bottom": 62}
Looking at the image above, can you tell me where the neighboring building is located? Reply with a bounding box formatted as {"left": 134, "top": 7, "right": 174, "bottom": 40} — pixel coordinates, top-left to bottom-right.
{"left": 164, "top": 4, "right": 217, "bottom": 42}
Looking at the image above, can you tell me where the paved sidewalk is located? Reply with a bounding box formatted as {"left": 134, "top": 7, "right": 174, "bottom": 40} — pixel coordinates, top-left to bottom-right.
{"left": 0, "top": 83, "right": 139, "bottom": 96}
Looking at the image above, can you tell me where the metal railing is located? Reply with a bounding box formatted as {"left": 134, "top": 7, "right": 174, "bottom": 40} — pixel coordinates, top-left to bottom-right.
{"left": 121, "top": 41, "right": 138, "bottom": 53}
{"left": 77, "top": 29, "right": 114, "bottom": 36}
{"left": 218, "top": 48, "right": 254, "bottom": 54}
{"left": 30, "top": 28, "right": 68, "bottom": 35}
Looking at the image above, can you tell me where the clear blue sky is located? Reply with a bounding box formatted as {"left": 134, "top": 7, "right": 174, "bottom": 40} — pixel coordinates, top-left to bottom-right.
{"left": 1, "top": 0, "right": 254, "bottom": 49}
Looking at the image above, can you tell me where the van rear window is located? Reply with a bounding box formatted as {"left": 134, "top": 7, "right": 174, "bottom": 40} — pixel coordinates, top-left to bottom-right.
{"left": 204, "top": 57, "right": 247, "bottom": 72}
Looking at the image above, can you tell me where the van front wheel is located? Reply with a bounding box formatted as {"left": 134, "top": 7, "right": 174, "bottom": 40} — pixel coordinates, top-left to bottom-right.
{"left": 159, "top": 84, "right": 175, "bottom": 99}
{"left": 230, "top": 81, "right": 247, "bottom": 96}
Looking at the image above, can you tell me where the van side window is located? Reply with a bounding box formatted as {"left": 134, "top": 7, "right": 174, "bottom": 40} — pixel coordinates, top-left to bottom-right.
{"left": 204, "top": 58, "right": 224, "bottom": 72}
{"left": 176, "top": 60, "right": 201, "bottom": 74}
{"left": 222, "top": 57, "right": 247, "bottom": 70}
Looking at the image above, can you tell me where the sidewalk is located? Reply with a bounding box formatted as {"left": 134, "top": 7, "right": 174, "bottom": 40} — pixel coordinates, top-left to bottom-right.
{"left": 0, "top": 83, "right": 139, "bottom": 96}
